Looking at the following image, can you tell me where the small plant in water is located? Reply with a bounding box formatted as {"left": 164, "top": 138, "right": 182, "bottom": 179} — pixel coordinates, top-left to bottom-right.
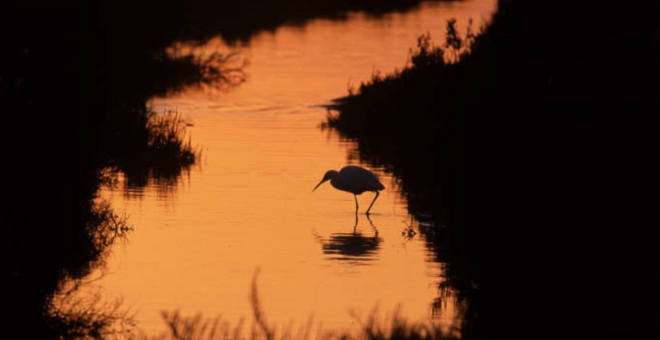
{"left": 146, "top": 109, "right": 201, "bottom": 167}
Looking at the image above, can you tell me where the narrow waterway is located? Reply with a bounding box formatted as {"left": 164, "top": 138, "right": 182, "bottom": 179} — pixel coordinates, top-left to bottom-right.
{"left": 73, "top": 1, "right": 496, "bottom": 336}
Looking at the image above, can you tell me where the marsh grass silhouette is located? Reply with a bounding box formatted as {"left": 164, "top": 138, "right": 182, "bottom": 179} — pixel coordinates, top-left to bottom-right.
{"left": 146, "top": 110, "right": 200, "bottom": 167}
{"left": 137, "top": 273, "right": 458, "bottom": 340}
{"left": 115, "top": 110, "right": 200, "bottom": 180}
{"left": 49, "top": 280, "right": 136, "bottom": 340}
{"left": 145, "top": 307, "right": 458, "bottom": 340}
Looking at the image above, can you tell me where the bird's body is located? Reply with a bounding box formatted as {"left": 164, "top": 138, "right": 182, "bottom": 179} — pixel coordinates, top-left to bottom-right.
{"left": 329, "top": 166, "right": 385, "bottom": 194}
{"left": 313, "top": 165, "right": 385, "bottom": 215}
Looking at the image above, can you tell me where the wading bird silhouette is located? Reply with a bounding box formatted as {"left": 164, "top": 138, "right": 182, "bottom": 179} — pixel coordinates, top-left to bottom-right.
{"left": 312, "top": 165, "right": 385, "bottom": 215}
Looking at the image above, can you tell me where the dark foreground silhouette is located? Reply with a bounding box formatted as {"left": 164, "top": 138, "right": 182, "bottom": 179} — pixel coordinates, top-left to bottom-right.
{"left": 328, "top": 1, "right": 660, "bottom": 339}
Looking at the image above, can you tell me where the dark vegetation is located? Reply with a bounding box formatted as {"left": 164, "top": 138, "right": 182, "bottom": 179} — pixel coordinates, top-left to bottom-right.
{"left": 1, "top": 1, "right": 452, "bottom": 339}
{"left": 109, "top": 110, "right": 202, "bottom": 194}
{"left": 136, "top": 272, "right": 459, "bottom": 340}
{"left": 99, "top": 0, "right": 446, "bottom": 45}
{"left": 141, "top": 307, "right": 456, "bottom": 340}
{"left": 328, "top": 0, "right": 660, "bottom": 339}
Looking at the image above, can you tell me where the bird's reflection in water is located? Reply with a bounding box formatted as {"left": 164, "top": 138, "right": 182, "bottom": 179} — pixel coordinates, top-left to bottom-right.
{"left": 315, "top": 215, "right": 382, "bottom": 264}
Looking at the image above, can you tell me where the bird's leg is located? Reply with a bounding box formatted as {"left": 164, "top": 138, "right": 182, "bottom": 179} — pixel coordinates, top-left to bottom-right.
{"left": 354, "top": 194, "right": 359, "bottom": 214}
{"left": 366, "top": 191, "right": 380, "bottom": 216}
{"left": 366, "top": 213, "right": 378, "bottom": 236}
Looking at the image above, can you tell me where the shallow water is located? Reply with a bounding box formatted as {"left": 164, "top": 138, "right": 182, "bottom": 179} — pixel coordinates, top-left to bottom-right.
{"left": 75, "top": 0, "right": 496, "bottom": 336}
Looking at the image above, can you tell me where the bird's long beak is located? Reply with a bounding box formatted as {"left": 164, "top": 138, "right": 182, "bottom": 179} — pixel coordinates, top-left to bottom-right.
{"left": 312, "top": 179, "right": 328, "bottom": 192}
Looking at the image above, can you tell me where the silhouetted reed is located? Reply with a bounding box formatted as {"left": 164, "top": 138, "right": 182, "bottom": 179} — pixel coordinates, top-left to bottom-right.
{"left": 134, "top": 273, "right": 458, "bottom": 340}
{"left": 146, "top": 110, "right": 200, "bottom": 169}
{"left": 48, "top": 282, "right": 135, "bottom": 340}
{"left": 102, "top": 108, "right": 202, "bottom": 198}
{"left": 143, "top": 309, "right": 456, "bottom": 340}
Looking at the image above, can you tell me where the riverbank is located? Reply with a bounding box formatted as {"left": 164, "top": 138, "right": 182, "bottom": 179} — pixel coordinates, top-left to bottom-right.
{"left": 328, "top": 1, "right": 660, "bottom": 339}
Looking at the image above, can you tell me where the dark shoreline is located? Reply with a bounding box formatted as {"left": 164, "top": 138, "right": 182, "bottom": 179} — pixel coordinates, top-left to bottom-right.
{"left": 327, "top": 1, "right": 660, "bottom": 339}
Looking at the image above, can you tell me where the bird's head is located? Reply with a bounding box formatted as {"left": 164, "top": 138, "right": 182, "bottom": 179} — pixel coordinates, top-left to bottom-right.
{"left": 313, "top": 170, "right": 339, "bottom": 192}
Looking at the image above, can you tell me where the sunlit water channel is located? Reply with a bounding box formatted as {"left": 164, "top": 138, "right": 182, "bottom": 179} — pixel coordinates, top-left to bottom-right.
{"left": 73, "top": 0, "right": 496, "bottom": 336}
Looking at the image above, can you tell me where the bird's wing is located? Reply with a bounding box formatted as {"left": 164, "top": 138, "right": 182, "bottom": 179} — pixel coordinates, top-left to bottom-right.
{"left": 340, "top": 166, "right": 385, "bottom": 192}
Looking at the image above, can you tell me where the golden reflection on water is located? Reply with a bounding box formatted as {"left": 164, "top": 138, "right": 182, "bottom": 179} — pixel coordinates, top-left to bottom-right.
{"left": 87, "top": 0, "right": 496, "bottom": 336}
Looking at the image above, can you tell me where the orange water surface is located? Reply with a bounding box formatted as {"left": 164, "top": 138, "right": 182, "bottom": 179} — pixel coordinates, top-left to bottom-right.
{"left": 73, "top": 1, "right": 496, "bottom": 336}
